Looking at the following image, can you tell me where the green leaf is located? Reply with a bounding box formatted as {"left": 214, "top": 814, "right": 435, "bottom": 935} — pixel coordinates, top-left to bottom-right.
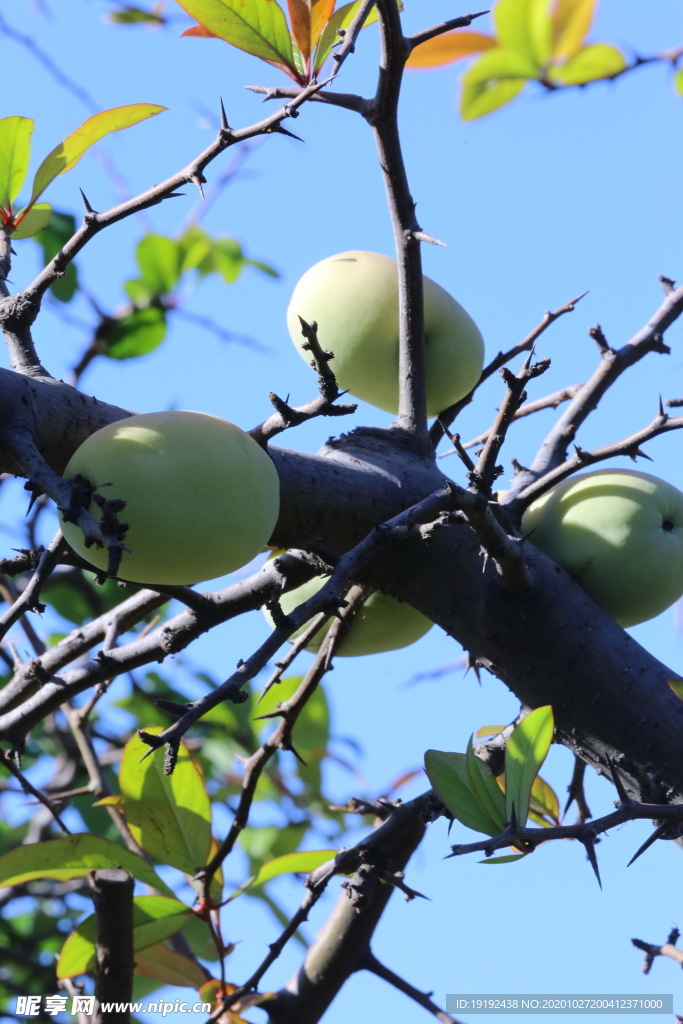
{"left": 504, "top": 706, "right": 554, "bottom": 826}
{"left": 480, "top": 853, "right": 528, "bottom": 864}
{"left": 211, "top": 237, "right": 245, "bottom": 283}
{"left": 177, "top": 225, "right": 214, "bottom": 274}
{"left": 240, "top": 822, "right": 309, "bottom": 865}
{"left": 136, "top": 233, "right": 182, "bottom": 295}
{"left": 30, "top": 104, "right": 165, "bottom": 204}
{"left": 493, "top": 0, "right": 552, "bottom": 67}
{"left": 105, "top": 306, "right": 167, "bottom": 360}
{"left": 461, "top": 77, "right": 526, "bottom": 120}
{"left": 108, "top": 4, "right": 167, "bottom": 24}
{"left": 461, "top": 49, "right": 532, "bottom": 120}
{"left": 465, "top": 45, "right": 539, "bottom": 83}
{"left": 257, "top": 675, "right": 330, "bottom": 761}
{"left": 34, "top": 210, "right": 78, "bottom": 302}
{"left": 57, "top": 896, "right": 191, "bottom": 978}
{"left": 242, "top": 848, "right": 336, "bottom": 892}
{"left": 246, "top": 257, "right": 279, "bottom": 278}
{"left": 11, "top": 203, "right": 52, "bottom": 239}
{"left": 0, "top": 834, "right": 172, "bottom": 895}
{"left": 176, "top": 0, "right": 298, "bottom": 77}
{"left": 312, "top": 0, "right": 380, "bottom": 77}
{"left": 466, "top": 738, "right": 506, "bottom": 833}
{"left": 0, "top": 116, "right": 33, "bottom": 208}
{"left": 548, "top": 43, "right": 627, "bottom": 85}
{"left": 424, "top": 749, "right": 502, "bottom": 836}
{"left": 675, "top": 67, "right": 683, "bottom": 97}
{"left": 118, "top": 729, "right": 212, "bottom": 875}
{"left": 43, "top": 571, "right": 125, "bottom": 625}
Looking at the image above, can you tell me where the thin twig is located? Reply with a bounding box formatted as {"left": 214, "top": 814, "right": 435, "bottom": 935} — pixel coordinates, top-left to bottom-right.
{"left": 0, "top": 749, "right": 71, "bottom": 834}
{"left": 364, "top": 952, "right": 460, "bottom": 1023}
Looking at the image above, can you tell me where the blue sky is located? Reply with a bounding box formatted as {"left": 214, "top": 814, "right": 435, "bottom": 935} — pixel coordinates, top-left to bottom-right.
{"left": 2, "top": 2, "right": 683, "bottom": 1022}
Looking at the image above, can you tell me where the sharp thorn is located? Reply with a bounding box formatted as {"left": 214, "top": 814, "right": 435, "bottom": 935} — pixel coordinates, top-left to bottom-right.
{"left": 219, "top": 96, "right": 230, "bottom": 130}
{"left": 606, "top": 756, "right": 631, "bottom": 805}
{"left": 190, "top": 174, "right": 205, "bottom": 199}
{"left": 627, "top": 821, "right": 669, "bottom": 867}
{"left": 271, "top": 125, "right": 304, "bottom": 142}
{"left": 79, "top": 188, "right": 96, "bottom": 214}
{"left": 582, "top": 834, "right": 602, "bottom": 888}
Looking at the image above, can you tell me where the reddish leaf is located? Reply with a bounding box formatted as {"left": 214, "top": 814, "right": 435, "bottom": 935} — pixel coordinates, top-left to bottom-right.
{"left": 310, "top": 0, "right": 335, "bottom": 46}
{"left": 407, "top": 31, "right": 495, "bottom": 70}
{"left": 181, "top": 23, "right": 220, "bottom": 37}
{"left": 286, "top": 0, "right": 335, "bottom": 64}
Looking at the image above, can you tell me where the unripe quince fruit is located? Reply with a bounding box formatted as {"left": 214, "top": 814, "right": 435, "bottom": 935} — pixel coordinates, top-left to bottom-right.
{"left": 521, "top": 468, "right": 683, "bottom": 627}
{"left": 263, "top": 572, "right": 433, "bottom": 657}
{"left": 287, "top": 251, "right": 485, "bottom": 416}
{"left": 59, "top": 411, "right": 280, "bottom": 585}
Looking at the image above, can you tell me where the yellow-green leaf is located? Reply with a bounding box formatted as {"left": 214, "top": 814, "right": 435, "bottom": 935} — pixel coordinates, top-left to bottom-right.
{"left": 30, "top": 103, "right": 165, "bottom": 204}
{"left": 57, "top": 896, "right": 191, "bottom": 979}
{"left": 668, "top": 679, "right": 683, "bottom": 701}
{"left": 0, "top": 116, "right": 33, "bottom": 208}
{"left": 504, "top": 706, "right": 554, "bottom": 825}
{"left": 0, "top": 834, "right": 172, "bottom": 895}
{"left": 675, "top": 67, "right": 683, "bottom": 97}
{"left": 493, "top": 0, "right": 552, "bottom": 67}
{"left": 461, "top": 71, "right": 527, "bottom": 121}
{"left": 529, "top": 772, "right": 561, "bottom": 824}
{"left": 548, "top": 42, "right": 627, "bottom": 84}
{"left": 119, "top": 728, "right": 212, "bottom": 875}
{"left": 11, "top": 202, "right": 52, "bottom": 239}
{"left": 465, "top": 46, "right": 539, "bottom": 84}
{"left": 551, "top": 0, "right": 597, "bottom": 61}
{"left": 237, "top": 848, "right": 336, "bottom": 896}
{"left": 176, "top": 0, "right": 297, "bottom": 77}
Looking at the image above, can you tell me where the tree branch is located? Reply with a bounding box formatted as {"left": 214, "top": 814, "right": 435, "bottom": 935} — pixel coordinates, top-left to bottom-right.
{"left": 520, "top": 282, "right": 683, "bottom": 486}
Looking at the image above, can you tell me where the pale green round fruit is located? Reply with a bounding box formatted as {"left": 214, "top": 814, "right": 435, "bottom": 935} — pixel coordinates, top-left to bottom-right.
{"left": 263, "top": 574, "right": 433, "bottom": 657}
{"left": 521, "top": 469, "right": 683, "bottom": 627}
{"left": 287, "top": 251, "right": 485, "bottom": 416}
{"left": 59, "top": 411, "right": 280, "bottom": 585}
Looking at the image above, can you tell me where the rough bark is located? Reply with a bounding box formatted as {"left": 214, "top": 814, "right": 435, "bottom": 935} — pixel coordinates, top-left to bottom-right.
{"left": 1, "top": 368, "right": 682, "bottom": 802}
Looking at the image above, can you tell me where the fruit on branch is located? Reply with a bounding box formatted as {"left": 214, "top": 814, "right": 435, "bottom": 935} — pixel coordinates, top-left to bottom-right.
{"left": 263, "top": 571, "right": 434, "bottom": 657}
{"left": 59, "top": 411, "right": 280, "bottom": 585}
{"left": 287, "top": 251, "right": 485, "bottom": 415}
{"left": 521, "top": 468, "right": 683, "bottom": 627}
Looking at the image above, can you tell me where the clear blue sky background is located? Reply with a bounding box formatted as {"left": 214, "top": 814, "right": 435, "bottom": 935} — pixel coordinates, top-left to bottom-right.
{"left": 1, "top": 2, "right": 683, "bottom": 1022}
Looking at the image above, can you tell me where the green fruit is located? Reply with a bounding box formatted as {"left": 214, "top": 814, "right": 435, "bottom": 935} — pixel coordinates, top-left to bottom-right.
{"left": 521, "top": 468, "right": 683, "bottom": 627}
{"left": 263, "top": 573, "right": 433, "bottom": 657}
{"left": 287, "top": 250, "right": 485, "bottom": 416}
{"left": 59, "top": 411, "right": 280, "bottom": 585}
